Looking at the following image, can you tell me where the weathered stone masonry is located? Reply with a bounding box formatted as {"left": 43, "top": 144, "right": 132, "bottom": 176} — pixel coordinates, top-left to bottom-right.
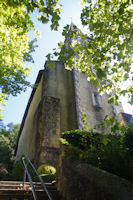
{"left": 15, "top": 61, "right": 77, "bottom": 168}
{"left": 15, "top": 60, "right": 119, "bottom": 168}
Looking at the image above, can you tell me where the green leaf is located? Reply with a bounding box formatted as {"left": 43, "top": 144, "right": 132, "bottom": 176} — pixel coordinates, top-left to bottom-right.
{"left": 47, "top": 61, "right": 55, "bottom": 69}
{"left": 101, "top": 135, "right": 108, "bottom": 146}
{"left": 89, "top": 76, "right": 99, "bottom": 87}
{"left": 0, "top": 0, "right": 61, "bottom": 116}
{"left": 80, "top": 0, "right": 87, "bottom": 5}
{"left": 96, "top": 68, "right": 107, "bottom": 80}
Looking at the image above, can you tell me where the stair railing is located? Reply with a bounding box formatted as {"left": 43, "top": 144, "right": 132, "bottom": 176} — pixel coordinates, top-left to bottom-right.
{"left": 22, "top": 157, "right": 54, "bottom": 200}
{"left": 22, "top": 157, "right": 38, "bottom": 200}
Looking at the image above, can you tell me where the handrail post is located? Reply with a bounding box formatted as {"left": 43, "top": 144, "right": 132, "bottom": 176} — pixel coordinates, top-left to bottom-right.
{"left": 22, "top": 157, "right": 38, "bottom": 200}
{"left": 23, "top": 169, "right": 26, "bottom": 189}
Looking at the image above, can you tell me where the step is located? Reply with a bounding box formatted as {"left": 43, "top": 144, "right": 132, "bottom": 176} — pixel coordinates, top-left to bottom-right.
{"left": 0, "top": 181, "right": 53, "bottom": 186}
{"left": 0, "top": 181, "right": 55, "bottom": 188}
{"left": 0, "top": 189, "right": 58, "bottom": 198}
{"left": 0, "top": 189, "right": 61, "bottom": 200}
{"left": 0, "top": 181, "right": 61, "bottom": 200}
{"left": 0, "top": 183, "right": 56, "bottom": 190}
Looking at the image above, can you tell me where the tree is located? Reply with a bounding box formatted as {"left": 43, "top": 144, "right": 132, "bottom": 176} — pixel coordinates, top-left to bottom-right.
{"left": 1, "top": 0, "right": 132, "bottom": 114}
{"left": 0, "top": 122, "right": 20, "bottom": 173}
{"left": 49, "top": 0, "right": 133, "bottom": 105}
{"left": 0, "top": 0, "right": 61, "bottom": 116}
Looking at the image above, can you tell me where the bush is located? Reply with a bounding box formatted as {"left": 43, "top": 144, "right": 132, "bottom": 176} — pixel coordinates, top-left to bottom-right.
{"left": 124, "top": 124, "right": 133, "bottom": 154}
{"left": 61, "top": 128, "right": 133, "bottom": 181}
{"left": 13, "top": 155, "right": 33, "bottom": 181}
{"left": 13, "top": 157, "right": 57, "bottom": 183}
{"left": 13, "top": 155, "right": 25, "bottom": 181}
{"left": 36, "top": 164, "right": 57, "bottom": 183}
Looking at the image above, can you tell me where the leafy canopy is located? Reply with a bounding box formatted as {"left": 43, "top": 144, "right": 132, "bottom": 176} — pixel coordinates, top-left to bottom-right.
{"left": 1, "top": 0, "right": 133, "bottom": 116}
{"left": 0, "top": 121, "right": 20, "bottom": 174}
{"left": 0, "top": 0, "right": 61, "bottom": 116}
{"left": 49, "top": 0, "right": 133, "bottom": 105}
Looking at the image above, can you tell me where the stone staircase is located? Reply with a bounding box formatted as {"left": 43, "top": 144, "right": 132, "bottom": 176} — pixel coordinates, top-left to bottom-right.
{"left": 0, "top": 181, "right": 62, "bottom": 200}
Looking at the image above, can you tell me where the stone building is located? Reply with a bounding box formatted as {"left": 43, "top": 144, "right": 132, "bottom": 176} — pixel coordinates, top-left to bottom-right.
{"left": 15, "top": 60, "right": 122, "bottom": 168}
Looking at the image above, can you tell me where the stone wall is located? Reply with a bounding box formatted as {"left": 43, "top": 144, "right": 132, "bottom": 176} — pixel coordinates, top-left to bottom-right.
{"left": 43, "top": 61, "right": 78, "bottom": 132}
{"left": 15, "top": 60, "right": 121, "bottom": 169}
{"left": 73, "top": 68, "right": 116, "bottom": 130}
{"left": 35, "top": 96, "right": 61, "bottom": 168}
{"left": 16, "top": 95, "right": 61, "bottom": 169}
{"left": 58, "top": 155, "right": 133, "bottom": 200}
{"left": 15, "top": 61, "right": 78, "bottom": 168}
{"left": 16, "top": 73, "right": 44, "bottom": 162}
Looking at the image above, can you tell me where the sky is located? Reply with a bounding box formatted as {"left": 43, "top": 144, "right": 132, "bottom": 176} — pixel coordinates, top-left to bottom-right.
{"left": 3, "top": 0, "right": 133, "bottom": 125}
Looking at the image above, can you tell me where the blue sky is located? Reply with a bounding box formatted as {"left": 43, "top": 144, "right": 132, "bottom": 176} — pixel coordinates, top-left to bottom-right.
{"left": 3, "top": 0, "right": 133, "bottom": 125}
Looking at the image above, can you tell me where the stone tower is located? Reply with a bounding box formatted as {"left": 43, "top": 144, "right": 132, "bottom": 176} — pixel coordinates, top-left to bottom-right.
{"left": 15, "top": 60, "right": 119, "bottom": 169}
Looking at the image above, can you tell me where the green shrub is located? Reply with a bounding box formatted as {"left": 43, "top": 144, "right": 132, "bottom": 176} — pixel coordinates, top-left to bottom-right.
{"left": 13, "top": 155, "right": 33, "bottom": 181}
{"left": 36, "top": 164, "right": 57, "bottom": 183}
{"left": 61, "top": 128, "right": 133, "bottom": 181}
{"left": 13, "top": 157, "right": 57, "bottom": 183}
{"left": 37, "top": 165, "right": 56, "bottom": 175}
{"left": 61, "top": 129, "right": 91, "bottom": 150}
{"left": 13, "top": 155, "right": 25, "bottom": 181}
{"left": 124, "top": 124, "right": 133, "bottom": 154}
{"left": 35, "top": 174, "right": 57, "bottom": 183}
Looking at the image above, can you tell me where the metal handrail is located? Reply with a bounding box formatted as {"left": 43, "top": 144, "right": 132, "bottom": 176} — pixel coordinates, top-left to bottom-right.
{"left": 22, "top": 157, "right": 38, "bottom": 200}
{"left": 27, "top": 157, "right": 54, "bottom": 200}
{"left": 22, "top": 157, "right": 54, "bottom": 200}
